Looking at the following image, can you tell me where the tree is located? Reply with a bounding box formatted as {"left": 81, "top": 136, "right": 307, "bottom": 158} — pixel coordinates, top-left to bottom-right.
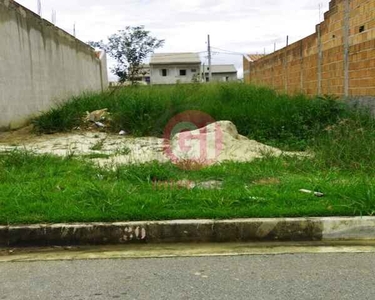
{"left": 89, "top": 26, "right": 164, "bottom": 84}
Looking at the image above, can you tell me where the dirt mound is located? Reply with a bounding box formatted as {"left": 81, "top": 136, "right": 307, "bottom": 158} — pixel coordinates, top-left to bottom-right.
{"left": 170, "top": 121, "right": 284, "bottom": 163}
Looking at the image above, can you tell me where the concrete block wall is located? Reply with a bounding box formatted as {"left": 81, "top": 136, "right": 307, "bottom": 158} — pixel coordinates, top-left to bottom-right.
{"left": 244, "top": 0, "right": 375, "bottom": 98}
{"left": 0, "top": 0, "right": 108, "bottom": 130}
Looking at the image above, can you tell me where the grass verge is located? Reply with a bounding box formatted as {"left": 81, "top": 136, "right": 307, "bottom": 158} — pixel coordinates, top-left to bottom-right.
{"left": 0, "top": 151, "right": 374, "bottom": 225}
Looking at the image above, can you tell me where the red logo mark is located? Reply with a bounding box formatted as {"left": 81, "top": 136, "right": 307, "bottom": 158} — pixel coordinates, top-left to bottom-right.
{"left": 163, "top": 110, "right": 223, "bottom": 169}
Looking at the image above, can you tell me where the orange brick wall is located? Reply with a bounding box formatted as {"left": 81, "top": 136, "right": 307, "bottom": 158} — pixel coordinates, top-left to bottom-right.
{"left": 244, "top": 0, "right": 375, "bottom": 97}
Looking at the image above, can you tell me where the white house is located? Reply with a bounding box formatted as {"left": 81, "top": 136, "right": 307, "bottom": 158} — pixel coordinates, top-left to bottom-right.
{"left": 202, "top": 65, "right": 238, "bottom": 82}
{"left": 150, "top": 53, "right": 201, "bottom": 84}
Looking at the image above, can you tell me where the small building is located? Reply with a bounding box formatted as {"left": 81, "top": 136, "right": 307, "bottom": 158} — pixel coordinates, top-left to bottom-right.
{"left": 150, "top": 53, "right": 201, "bottom": 84}
{"left": 202, "top": 65, "right": 238, "bottom": 82}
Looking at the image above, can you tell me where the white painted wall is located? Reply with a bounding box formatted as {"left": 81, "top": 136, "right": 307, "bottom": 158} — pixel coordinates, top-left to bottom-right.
{"left": 202, "top": 73, "right": 238, "bottom": 82}
{"left": 150, "top": 64, "right": 201, "bottom": 85}
{"left": 211, "top": 73, "right": 238, "bottom": 82}
{"left": 0, "top": 0, "right": 108, "bottom": 129}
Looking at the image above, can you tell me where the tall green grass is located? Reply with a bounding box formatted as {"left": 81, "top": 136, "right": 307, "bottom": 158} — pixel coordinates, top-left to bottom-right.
{"left": 33, "top": 83, "right": 375, "bottom": 171}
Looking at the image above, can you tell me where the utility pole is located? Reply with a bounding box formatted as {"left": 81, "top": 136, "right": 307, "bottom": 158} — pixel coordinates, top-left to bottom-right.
{"left": 207, "top": 35, "right": 212, "bottom": 82}
{"left": 51, "top": 9, "right": 56, "bottom": 25}
{"left": 73, "top": 23, "right": 76, "bottom": 37}
{"left": 202, "top": 62, "right": 205, "bottom": 82}
{"left": 318, "top": 3, "right": 323, "bottom": 22}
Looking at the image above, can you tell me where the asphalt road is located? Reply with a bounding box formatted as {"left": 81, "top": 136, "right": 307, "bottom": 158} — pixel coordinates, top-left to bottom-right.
{"left": 1, "top": 253, "right": 375, "bottom": 300}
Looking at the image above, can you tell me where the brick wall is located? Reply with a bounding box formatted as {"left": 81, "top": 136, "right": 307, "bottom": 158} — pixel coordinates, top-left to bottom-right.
{"left": 243, "top": 0, "right": 375, "bottom": 97}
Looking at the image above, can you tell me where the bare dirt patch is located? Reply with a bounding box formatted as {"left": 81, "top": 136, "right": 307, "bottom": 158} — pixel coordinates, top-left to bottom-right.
{"left": 0, "top": 121, "right": 306, "bottom": 167}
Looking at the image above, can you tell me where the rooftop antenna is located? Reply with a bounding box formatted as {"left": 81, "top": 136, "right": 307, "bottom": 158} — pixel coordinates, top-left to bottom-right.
{"left": 37, "top": 0, "right": 42, "bottom": 17}
{"left": 51, "top": 9, "right": 56, "bottom": 25}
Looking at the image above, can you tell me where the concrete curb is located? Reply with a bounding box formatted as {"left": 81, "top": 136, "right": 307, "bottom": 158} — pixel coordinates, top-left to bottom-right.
{"left": 1, "top": 217, "right": 375, "bottom": 247}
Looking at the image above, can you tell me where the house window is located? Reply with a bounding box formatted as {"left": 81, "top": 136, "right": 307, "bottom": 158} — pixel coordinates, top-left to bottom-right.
{"left": 161, "top": 69, "right": 168, "bottom": 77}
{"left": 226, "top": 76, "right": 230, "bottom": 82}
{"left": 191, "top": 69, "right": 197, "bottom": 73}
{"left": 179, "top": 69, "right": 187, "bottom": 76}
{"left": 359, "top": 25, "right": 365, "bottom": 33}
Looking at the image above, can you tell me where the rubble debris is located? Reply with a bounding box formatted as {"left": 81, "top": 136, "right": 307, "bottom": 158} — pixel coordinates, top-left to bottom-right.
{"left": 299, "top": 189, "right": 324, "bottom": 197}
{"left": 85, "top": 109, "right": 110, "bottom": 123}
{"left": 95, "top": 122, "right": 106, "bottom": 128}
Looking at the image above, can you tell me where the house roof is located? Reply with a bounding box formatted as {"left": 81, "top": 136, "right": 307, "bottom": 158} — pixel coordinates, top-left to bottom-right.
{"left": 150, "top": 52, "right": 201, "bottom": 64}
{"left": 246, "top": 54, "right": 266, "bottom": 62}
{"left": 203, "top": 64, "right": 237, "bottom": 74}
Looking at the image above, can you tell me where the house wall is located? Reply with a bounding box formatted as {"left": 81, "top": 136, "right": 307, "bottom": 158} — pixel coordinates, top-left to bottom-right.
{"left": 0, "top": 0, "right": 108, "bottom": 130}
{"left": 150, "top": 64, "right": 201, "bottom": 84}
{"left": 243, "top": 0, "right": 375, "bottom": 98}
{"left": 210, "top": 73, "right": 238, "bottom": 82}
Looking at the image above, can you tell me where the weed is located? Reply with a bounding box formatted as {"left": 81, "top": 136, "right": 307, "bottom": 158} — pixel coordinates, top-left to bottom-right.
{"left": 83, "top": 153, "right": 112, "bottom": 159}
{"left": 115, "top": 146, "right": 131, "bottom": 156}
{"left": 90, "top": 139, "right": 106, "bottom": 151}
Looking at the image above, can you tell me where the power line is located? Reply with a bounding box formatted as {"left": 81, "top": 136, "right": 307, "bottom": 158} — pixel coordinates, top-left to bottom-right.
{"left": 211, "top": 47, "right": 248, "bottom": 56}
{"left": 212, "top": 51, "right": 243, "bottom": 56}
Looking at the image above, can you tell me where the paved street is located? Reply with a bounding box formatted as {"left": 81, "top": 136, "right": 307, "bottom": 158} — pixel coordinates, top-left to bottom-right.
{"left": 1, "top": 252, "right": 375, "bottom": 300}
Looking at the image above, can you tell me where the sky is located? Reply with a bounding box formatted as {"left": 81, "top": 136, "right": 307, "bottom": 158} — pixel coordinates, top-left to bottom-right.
{"left": 16, "top": 0, "right": 330, "bottom": 80}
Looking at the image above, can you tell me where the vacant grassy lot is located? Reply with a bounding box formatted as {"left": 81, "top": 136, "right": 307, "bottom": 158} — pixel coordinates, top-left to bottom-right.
{"left": 1, "top": 83, "right": 373, "bottom": 224}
